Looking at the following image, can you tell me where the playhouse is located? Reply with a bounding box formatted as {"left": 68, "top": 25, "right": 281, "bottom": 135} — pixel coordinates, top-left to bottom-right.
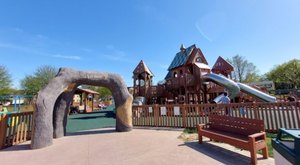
{"left": 131, "top": 44, "right": 276, "bottom": 105}
{"left": 71, "top": 87, "right": 100, "bottom": 113}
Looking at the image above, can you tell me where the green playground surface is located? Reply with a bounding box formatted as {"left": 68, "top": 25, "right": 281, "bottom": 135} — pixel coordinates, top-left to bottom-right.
{"left": 66, "top": 105, "right": 116, "bottom": 132}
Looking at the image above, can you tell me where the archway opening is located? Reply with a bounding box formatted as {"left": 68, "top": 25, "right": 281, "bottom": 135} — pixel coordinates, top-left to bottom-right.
{"left": 66, "top": 85, "right": 116, "bottom": 133}
{"left": 32, "top": 68, "right": 132, "bottom": 149}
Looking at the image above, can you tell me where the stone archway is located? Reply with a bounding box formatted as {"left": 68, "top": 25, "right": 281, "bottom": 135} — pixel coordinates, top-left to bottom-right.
{"left": 31, "top": 68, "right": 133, "bottom": 149}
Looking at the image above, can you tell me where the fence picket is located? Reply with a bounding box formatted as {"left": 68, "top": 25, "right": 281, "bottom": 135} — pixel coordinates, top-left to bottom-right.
{"left": 132, "top": 102, "right": 300, "bottom": 132}
{"left": 0, "top": 111, "right": 33, "bottom": 149}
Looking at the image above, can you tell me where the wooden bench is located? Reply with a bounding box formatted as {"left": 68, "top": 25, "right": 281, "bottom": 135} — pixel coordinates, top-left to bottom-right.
{"left": 197, "top": 114, "right": 268, "bottom": 165}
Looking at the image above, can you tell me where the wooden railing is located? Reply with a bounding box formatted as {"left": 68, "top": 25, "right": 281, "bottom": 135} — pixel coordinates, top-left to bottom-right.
{"left": 166, "top": 75, "right": 195, "bottom": 90}
{"left": 0, "top": 111, "right": 33, "bottom": 149}
{"left": 132, "top": 102, "right": 300, "bottom": 133}
{"left": 1, "top": 102, "right": 299, "bottom": 149}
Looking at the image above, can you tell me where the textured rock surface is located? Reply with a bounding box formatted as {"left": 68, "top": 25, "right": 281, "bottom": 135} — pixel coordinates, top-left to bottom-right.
{"left": 31, "top": 68, "right": 133, "bottom": 149}
{"left": 53, "top": 91, "right": 75, "bottom": 138}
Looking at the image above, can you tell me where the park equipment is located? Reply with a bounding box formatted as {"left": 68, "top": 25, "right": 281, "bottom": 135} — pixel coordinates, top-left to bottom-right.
{"left": 132, "top": 44, "right": 276, "bottom": 104}
{"left": 237, "top": 82, "right": 276, "bottom": 102}
{"left": 31, "top": 68, "right": 132, "bottom": 149}
{"left": 203, "top": 73, "right": 276, "bottom": 103}
{"left": 0, "top": 95, "right": 33, "bottom": 112}
{"left": 202, "top": 73, "right": 240, "bottom": 99}
{"left": 272, "top": 128, "right": 300, "bottom": 165}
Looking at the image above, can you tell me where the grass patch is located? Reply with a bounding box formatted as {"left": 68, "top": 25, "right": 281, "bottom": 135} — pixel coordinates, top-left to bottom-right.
{"left": 179, "top": 128, "right": 198, "bottom": 142}
{"left": 259, "top": 133, "right": 277, "bottom": 157}
{"left": 6, "top": 104, "right": 34, "bottom": 112}
{"left": 183, "top": 127, "right": 197, "bottom": 134}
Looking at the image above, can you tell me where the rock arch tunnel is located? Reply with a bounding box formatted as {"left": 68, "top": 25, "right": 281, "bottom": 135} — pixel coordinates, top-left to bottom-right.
{"left": 31, "top": 68, "right": 132, "bottom": 149}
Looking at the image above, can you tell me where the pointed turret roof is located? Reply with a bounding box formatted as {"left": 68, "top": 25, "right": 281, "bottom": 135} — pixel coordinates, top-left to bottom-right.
{"left": 133, "top": 60, "right": 153, "bottom": 76}
{"left": 167, "top": 44, "right": 208, "bottom": 71}
{"left": 168, "top": 44, "right": 196, "bottom": 70}
{"left": 212, "top": 56, "right": 234, "bottom": 72}
{"left": 180, "top": 44, "right": 186, "bottom": 50}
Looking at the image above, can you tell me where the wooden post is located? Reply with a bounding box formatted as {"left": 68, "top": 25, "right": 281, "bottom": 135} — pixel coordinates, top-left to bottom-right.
{"left": 92, "top": 94, "right": 94, "bottom": 111}
{"left": 296, "top": 102, "right": 300, "bottom": 129}
{"left": 154, "top": 104, "right": 159, "bottom": 127}
{"left": 182, "top": 104, "right": 187, "bottom": 128}
{"left": 0, "top": 114, "right": 8, "bottom": 149}
{"left": 84, "top": 93, "right": 87, "bottom": 112}
{"left": 133, "top": 77, "right": 136, "bottom": 97}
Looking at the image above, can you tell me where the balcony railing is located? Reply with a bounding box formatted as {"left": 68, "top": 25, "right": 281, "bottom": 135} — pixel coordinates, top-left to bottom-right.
{"left": 166, "top": 74, "right": 195, "bottom": 89}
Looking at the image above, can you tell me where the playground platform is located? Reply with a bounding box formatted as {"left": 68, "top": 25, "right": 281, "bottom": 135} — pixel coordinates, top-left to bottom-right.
{"left": 0, "top": 127, "right": 274, "bottom": 165}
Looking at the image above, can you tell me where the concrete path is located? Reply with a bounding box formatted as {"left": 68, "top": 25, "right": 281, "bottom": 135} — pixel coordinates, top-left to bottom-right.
{"left": 0, "top": 127, "right": 274, "bottom": 165}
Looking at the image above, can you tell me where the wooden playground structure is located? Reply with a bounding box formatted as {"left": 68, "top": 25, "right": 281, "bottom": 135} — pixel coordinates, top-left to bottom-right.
{"left": 131, "top": 44, "right": 282, "bottom": 105}
{"left": 70, "top": 88, "right": 113, "bottom": 113}
{"left": 71, "top": 88, "right": 100, "bottom": 113}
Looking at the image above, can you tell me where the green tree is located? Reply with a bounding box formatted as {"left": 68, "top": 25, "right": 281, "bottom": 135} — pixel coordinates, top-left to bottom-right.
{"left": 21, "top": 65, "right": 58, "bottom": 95}
{"left": 98, "top": 86, "right": 112, "bottom": 98}
{"left": 227, "top": 55, "right": 260, "bottom": 83}
{"left": 266, "top": 59, "right": 300, "bottom": 89}
{"left": 82, "top": 85, "right": 112, "bottom": 99}
{"left": 0, "top": 65, "right": 12, "bottom": 95}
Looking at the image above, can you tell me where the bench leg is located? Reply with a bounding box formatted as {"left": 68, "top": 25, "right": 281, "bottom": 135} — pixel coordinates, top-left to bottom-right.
{"left": 250, "top": 150, "right": 257, "bottom": 165}
{"left": 262, "top": 147, "right": 268, "bottom": 159}
{"left": 198, "top": 134, "right": 203, "bottom": 144}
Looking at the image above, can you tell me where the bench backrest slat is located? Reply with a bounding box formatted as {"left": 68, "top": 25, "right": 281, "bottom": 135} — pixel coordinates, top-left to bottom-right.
{"left": 209, "top": 114, "right": 265, "bottom": 136}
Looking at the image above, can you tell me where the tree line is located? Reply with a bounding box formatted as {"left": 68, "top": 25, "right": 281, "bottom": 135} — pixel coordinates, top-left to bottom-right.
{"left": 227, "top": 55, "right": 300, "bottom": 89}
{"left": 0, "top": 65, "right": 111, "bottom": 97}
{"left": 0, "top": 56, "right": 299, "bottom": 96}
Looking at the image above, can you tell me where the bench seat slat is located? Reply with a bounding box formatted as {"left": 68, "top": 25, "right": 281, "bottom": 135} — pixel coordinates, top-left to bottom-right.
{"left": 200, "top": 128, "right": 250, "bottom": 150}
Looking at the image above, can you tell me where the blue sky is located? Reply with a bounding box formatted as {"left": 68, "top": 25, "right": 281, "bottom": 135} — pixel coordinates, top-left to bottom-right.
{"left": 0, "top": 0, "right": 299, "bottom": 88}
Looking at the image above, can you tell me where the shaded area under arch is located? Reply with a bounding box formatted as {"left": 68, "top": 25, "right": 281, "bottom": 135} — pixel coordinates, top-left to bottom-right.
{"left": 67, "top": 105, "right": 116, "bottom": 132}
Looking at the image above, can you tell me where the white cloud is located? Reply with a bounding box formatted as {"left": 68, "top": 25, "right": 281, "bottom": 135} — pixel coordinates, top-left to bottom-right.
{"left": 102, "top": 54, "right": 129, "bottom": 62}
{"left": 135, "top": 4, "right": 168, "bottom": 22}
{"left": 159, "top": 64, "right": 169, "bottom": 69}
{"left": 36, "top": 34, "right": 48, "bottom": 39}
{"left": 195, "top": 23, "right": 213, "bottom": 42}
{"left": 0, "top": 42, "right": 17, "bottom": 49}
{"left": 13, "top": 27, "right": 24, "bottom": 33}
{"left": 0, "top": 42, "right": 45, "bottom": 55}
{"left": 195, "top": 12, "right": 227, "bottom": 42}
{"left": 100, "top": 45, "right": 133, "bottom": 63}
{"left": 0, "top": 42, "right": 82, "bottom": 60}
{"left": 52, "top": 54, "right": 81, "bottom": 60}
{"left": 106, "top": 45, "right": 114, "bottom": 50}
{"left": 80, "top": 48, "right": 93, "bottom": 52}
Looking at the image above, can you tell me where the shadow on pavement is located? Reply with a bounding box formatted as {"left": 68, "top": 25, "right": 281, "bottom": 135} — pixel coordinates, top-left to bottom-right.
{"left": 69, "top": 111, "right": 116, "bottom": 120}
{"left": 66, "top": 128, "right": 116, "bottom": 137}
{"left": 133, "top": 126, "right": 184, "bottom": 132}
{"left": 181, "top": 141, "right": 251, "bottom": 165}
{"left": 1, "top": 143, "right": 31, "bottom": 152}
{"left": 2, "top": 129, "right": 116, "bottom": 152}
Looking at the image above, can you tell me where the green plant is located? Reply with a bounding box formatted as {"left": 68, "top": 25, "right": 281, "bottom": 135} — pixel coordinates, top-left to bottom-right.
{"left": 258, "top": 133, "right": 277, "bottom": 157}
{"left": 183, "top": 127, "right": 197, "bottom": 134}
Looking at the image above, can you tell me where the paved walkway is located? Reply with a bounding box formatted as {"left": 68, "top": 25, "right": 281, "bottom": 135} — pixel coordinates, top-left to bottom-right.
{"left": 0, "top": 127, "right": 274, "bottom": 165}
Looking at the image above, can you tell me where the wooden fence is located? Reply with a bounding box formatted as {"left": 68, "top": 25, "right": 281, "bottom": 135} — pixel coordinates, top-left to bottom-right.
{"left": 132, "top": 102, "right": 300, "bottom": 133}
{"left": 1, "top": 102, "right": 299, "bottom": 149}
{"left": 0, "top": 111, "right": 34, "bottom": 149}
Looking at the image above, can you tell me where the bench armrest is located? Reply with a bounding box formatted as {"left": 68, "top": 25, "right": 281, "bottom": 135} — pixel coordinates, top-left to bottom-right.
{"left": 197, "top": 124, "right": 205, "bottom": 129}
{"left": 248, "top": 132, "right": 266, "bottom": 141}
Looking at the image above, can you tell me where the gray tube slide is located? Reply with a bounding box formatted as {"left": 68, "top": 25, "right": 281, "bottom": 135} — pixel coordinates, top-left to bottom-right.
{"left": 202, "top": 73, "right": 276, "bottom": 102}
{"left": 202, "top": 73, "right": 240, "bottom": 99}
{"left": 237, "top": 82, "right": 276, "bottom": 103}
